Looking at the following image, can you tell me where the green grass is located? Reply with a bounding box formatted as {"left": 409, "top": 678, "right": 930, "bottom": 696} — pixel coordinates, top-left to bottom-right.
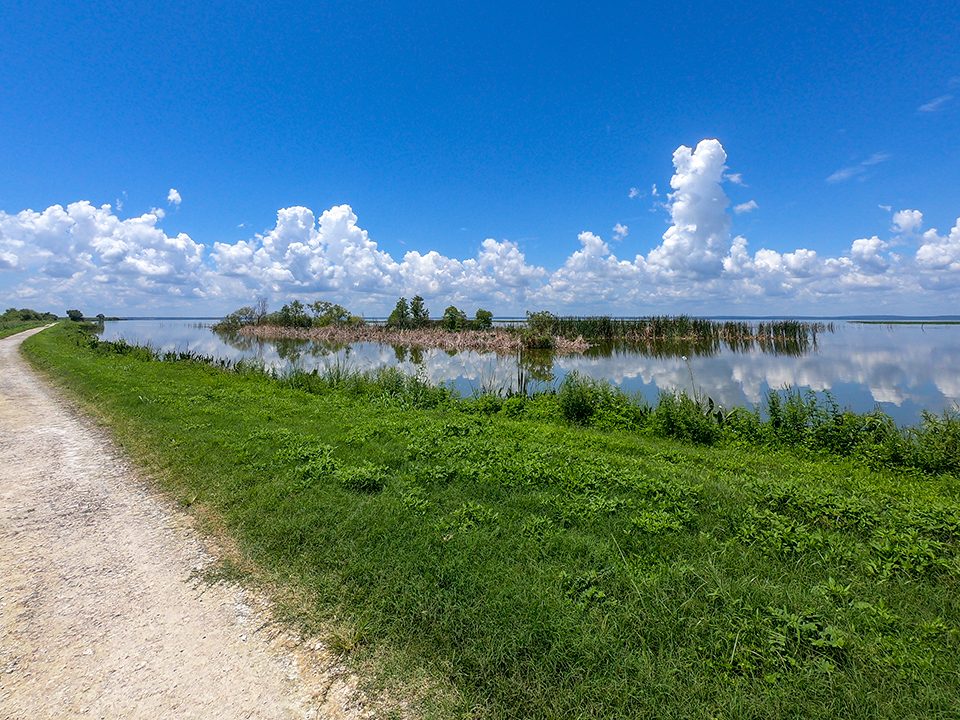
{"left": 0, "top": 319, "right": 49, "bottom": 339}
{"left": 21, "top": 323, "right": 960, "bottom": 719}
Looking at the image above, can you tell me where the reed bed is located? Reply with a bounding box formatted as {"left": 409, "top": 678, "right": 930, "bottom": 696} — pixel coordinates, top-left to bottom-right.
{"left": 237, "top": 324, "right": 591, "bottom": 354}
{"left": 231, "top": 316, "right": 832, "bottom": 357}
{"left": 553, "top": 316, "right": 831, "bottom": 355}
{"left": 549, "top": 315, "right": 830, "bottom": 341}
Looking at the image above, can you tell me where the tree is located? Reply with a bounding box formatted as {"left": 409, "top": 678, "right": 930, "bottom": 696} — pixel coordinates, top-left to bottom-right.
{"left": 253, "top": 296, "right": 269, "bottom": 325}
{"left": 386, "top": 297, "right": 411, "bottom": 328}
{"left": 410, "top": 295, "right": 429, "bottom": 327}
{"left": 213, "top": 305, "right": 255, "bottom": 332}
{"left": 441, "top": 305, "right": 468, "bottom": 331}
{"left": 66, "top": 309, "right": 84, "bottom": 322}
{"left": 523, "top": 310, "right": 556, "bottom": 349}
{"left": 473, "top": 308, "right": 493, "bottom": 330}
{"left": 525, "top": 310, "right": 556, "bottom": 335}
{"left": 235, "top": 306, "right": 256, "bottom": 324}
{"left": 310, "top": 300, "right": 351, "bottom": 326}
{"left": 277, "top": 300, "right": 311, "bottom": 327}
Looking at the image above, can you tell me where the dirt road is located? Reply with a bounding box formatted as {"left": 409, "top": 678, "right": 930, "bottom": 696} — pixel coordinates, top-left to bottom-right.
{"left": 0, "top": 327, "right": 366, "bottom": 719}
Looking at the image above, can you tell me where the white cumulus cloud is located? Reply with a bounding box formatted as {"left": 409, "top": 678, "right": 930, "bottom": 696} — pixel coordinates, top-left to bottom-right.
{"left": 0, "top": 201, "right": 207, "bottom": 308}
{"left": 167, "top": 188, "right": 182, "bottom": 206}
{"left": 646, "top": 139, "right": 731, "bottom": 278}
{"left": 891, "top": 209, "right": 922, "bottom": 234}
{"left": 0, "top": 251, "right": 18, "bottom": 269}
{"left": 2, "top": 140, "right": 960, "bottom": 316}
{"left": 916, "top": 219, "right": 960, "bottom": 276}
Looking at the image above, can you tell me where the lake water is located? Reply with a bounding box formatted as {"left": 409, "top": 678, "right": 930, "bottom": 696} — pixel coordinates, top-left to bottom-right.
{"left": 98, "top": 319, "right": 960, "bottom": 426}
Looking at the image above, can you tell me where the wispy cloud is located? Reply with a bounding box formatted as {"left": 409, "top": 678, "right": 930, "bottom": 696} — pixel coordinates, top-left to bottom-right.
{"left": 918, "top": 94, "right": 953, "bottom": 113}
{"left": 733, "top": 200, "right": 758, "bottom": 214}
{"left": 725, "top": 172, "right": 745, "bottom": 185}
{"left": 862, "top": 153, "right": 889, "bottom": 166}
{"left": 628, "top": 187, "right": 641, "bottom": 199}
{"left": 826, "top": 152, "right": 890, "bottom": 184}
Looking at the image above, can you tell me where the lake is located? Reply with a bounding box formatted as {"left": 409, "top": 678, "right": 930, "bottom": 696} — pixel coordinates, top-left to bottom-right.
{"left": 97, "top": 319, "right": 960, "bottom": 426}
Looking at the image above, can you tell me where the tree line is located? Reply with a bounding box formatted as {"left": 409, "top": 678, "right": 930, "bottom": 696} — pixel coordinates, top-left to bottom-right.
{"left": 216, "top": 296, "right": 495, "bottom": 332}
{"left": 386, "top": 295, "right": 493, "bottom": 331}
{"left": 3, "top": 307, "right": 60, "bottom": 323}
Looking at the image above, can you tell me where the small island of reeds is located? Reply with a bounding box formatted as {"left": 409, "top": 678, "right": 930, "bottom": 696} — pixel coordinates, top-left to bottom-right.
{"left": 213, "top": 296, "right": 832, "bottom": 356}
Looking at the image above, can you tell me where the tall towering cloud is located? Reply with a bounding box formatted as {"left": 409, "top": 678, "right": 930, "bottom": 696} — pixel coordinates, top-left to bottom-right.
{"left": 646, "top": 139, "right": 731, "bottom": 278}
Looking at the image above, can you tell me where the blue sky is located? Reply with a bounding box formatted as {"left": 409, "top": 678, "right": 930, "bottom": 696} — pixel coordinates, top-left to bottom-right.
{"left": 1, "top": 1, "right": 958, "bottom": 316}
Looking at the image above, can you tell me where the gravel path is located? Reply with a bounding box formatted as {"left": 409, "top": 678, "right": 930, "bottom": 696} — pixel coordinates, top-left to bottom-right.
{"left": 0, "top": 327, "right": 368, "bottom": 719}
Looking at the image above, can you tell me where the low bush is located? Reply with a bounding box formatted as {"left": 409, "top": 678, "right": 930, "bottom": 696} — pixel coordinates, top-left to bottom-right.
{"left": 557, "top": 372, "right": 648, "bottom": 429}
{"left": 650, "top": 390, "right": 723, "bottom": 445}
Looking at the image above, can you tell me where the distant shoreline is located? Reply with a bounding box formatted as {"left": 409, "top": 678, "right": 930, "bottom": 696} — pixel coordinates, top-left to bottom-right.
{"left": 106, "top": 314, "right": 960, "bottom": 323}
{"left": 849, "top": 320, "right": 960, "bottom": 325}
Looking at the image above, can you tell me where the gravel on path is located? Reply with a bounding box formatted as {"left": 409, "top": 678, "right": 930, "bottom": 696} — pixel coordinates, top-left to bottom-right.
{"left": 0, "top": 327, "right": 369, "bottom": 719}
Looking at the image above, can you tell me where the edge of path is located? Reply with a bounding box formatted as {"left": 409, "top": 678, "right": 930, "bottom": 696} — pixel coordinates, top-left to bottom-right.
{"left": 5, "top": 324, "right": 394, "bottom": 719}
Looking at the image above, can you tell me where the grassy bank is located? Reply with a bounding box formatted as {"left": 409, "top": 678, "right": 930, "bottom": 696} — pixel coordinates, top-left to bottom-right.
{"left": 0, "top": 319, "right": 49, "bottom": 339}
{"left": 21, "top": 323, "right": 960, "bottom": 719}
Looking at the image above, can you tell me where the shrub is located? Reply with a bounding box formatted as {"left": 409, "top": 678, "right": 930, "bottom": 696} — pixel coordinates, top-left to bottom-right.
{"left": 466, "top": 393, "right": 503, "bottom": 415}
{"left": 525, "top": 310, "right": 556, "bottom": 335}
{"left": 556, "top": 372, "right": 646, "bottom": 429}
{"left": 558, "top": 372, "right": 605, "bottom": 424}
{"left": 386, "top": 297, "right": 411, "bottom": 328}
{"left": 3, "top": 307, "right": 58, "bottom": 322}
{"left": 650, "top": 391, "right": 722, "bottom": 445}
{"left": 522, "top": 333, "right": 554, "bottom": 350}
{"left": 473, "top": 308, "right": 493, "bottom": 330}
{"left": 909, "top": 410, "right": 960, "bottom": 475}
{"left": 310, "top": 300, "right": 352, "bottom": 327}
{"left": 441, "top": 305, "right": 468, "bottom": 331}
{"left": 274, "top": 300, "right": 312, "bottom": 327}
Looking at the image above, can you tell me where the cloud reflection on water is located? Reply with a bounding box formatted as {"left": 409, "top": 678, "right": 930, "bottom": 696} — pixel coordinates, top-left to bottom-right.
{"left": 100, "top": 321, "right": 960, "bottom": 425}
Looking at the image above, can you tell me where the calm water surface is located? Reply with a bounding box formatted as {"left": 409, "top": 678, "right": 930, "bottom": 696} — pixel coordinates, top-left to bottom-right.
{"left": 99, "top": 319, "right": 960, "bottom": 426}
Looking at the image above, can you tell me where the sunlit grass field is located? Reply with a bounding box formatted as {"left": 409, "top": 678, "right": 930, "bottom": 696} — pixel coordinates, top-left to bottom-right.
{"left": 22, "top": 323, "right": 960, "bottom": 719}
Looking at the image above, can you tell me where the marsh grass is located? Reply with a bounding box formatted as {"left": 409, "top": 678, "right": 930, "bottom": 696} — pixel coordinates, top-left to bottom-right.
{"left": 229, "top": 315, "right": 832, "bottom": 357}
{"left": 550, "top": 316, "right": 830, "bottom": 355}
{"left": 22, "top": 322, "right": 960, "bottom": 719}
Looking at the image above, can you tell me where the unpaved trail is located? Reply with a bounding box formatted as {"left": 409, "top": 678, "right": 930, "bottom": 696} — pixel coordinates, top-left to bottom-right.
{"left": 0, "top": 328, "right": 369, "bottom": 719}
